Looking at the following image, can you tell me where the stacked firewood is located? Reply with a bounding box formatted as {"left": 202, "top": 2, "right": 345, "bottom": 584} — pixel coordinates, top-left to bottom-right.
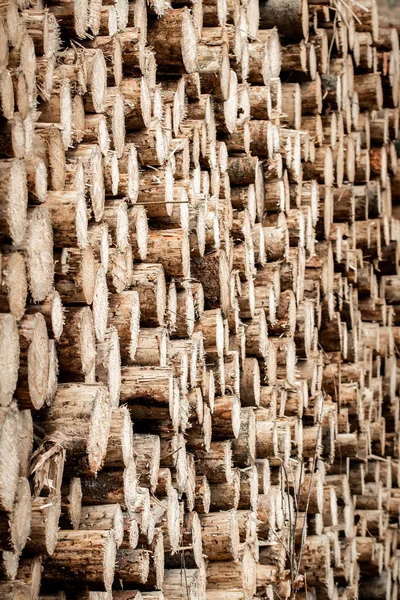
{"left": 0, "top": 0, "right": 400, "bottom": 597}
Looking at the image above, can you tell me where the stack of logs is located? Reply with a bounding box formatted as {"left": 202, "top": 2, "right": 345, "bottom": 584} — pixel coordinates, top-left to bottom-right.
{"left": 1, "top": 0, "right": 400, "bottom": 597}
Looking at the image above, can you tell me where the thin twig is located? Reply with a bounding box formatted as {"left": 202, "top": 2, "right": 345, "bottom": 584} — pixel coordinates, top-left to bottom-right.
{"left": 343, "top": 0, "right": 369, "bottom": 13}
{"left": 327, "top": 11, "right": 338, "bottom": 69}
{"left": 336, "top": 0, "right": 363, "bottom": 24}
{"left": 295, "top": 400, "right": 324, "bottom": 583}
{"left": 280, "top": 459, "right": 295, "bottom": 581}
{"left": 181, "top": 548, "right": 190, "bottom": 600}
{"left": 291, "top": 457, "right": 304, "bottom": 579}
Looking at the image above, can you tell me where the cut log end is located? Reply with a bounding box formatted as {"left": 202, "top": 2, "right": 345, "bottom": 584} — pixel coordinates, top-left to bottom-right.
{"left": 20, "top": 313, "right": 50, "bottom": 410}
{"left": 0, "top": 160, "right": 28, "bottom": 246}
{"left": 26, "top": 207, "right": 54, "bottom": 303}
{"left": 181, "top": 9, "right": 198, "bottom": 74}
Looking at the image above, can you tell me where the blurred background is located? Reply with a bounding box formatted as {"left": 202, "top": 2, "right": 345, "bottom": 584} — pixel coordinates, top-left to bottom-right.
{"left": 378, "top": 0, "right": 400, "bottom": 27}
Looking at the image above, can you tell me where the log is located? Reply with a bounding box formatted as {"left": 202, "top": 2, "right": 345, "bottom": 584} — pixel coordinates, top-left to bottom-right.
{"left": 80, "top": 504, "right": 124, "bottom": 547}
{"left": 42, "top": 383, "right": 111, "bottom": 474}
{"left": 57, "top": 306, "right": 96, "bottom": 382}
{"left": 211, "top": 395, "right": 241, "bottom": 439}
{"left": 25, "top": 493, "right": 61, "bottom": 556}
{"left": 163, "top": 565, "right": 206, "bottom": 600}
{"left": 147, "top": 9, "right": 197, "bottom": 73}
{"left": 0, "top": 251, "right": 28, "bottom": 321}
{"left": 146, "top": 229, "right": 190, "bottom": 280}
{"left": 0, "top": 159, "right": 28, "bottom": 246}
{"left": 0, "top": 477, "right": 31, "bottom": 553}
{"left": 132, "top": 434, "right": 160, "bottom": 492}
{"left": 16, "top": 555, "right": 42, "bottom": 600}
{"left": 232, "top": 407, "right": 256, "bottom": 467}
{"left": 60, "top": 477, "right": 82, "bottom": 530}
{"left": 206, "top": 545, "right": 256, "bottom": 597}
{"left": 81, "top": 461, "right": 137, "bottom": 509}
{"left": 44, "top": 530, "right": 116, "bottom": 591}
{"left": 196, "top": 39, "right": 230, "bottom": 101}
{"left": 200, "top": 511, "right": 239, "bottom": 560}
{"left": 195, "top": 441, "right": 233, "bottom": 483}
{"left": 45, "top": 190, "right": 88, "bottom": 248}
{"left": 66, "top": 144, "right": 104, "bottom": 221}
{"left": 103, "top": 406, "right": 133, "bottom": 468}
{"left": 131, "top": 264, "right": 166, "bottom": 327}
{"left": 15, "top": 313, "right": 49, "bottom": 410}
{"left": 259, "top": 0, "right": 308, "bottom": 40}
{"left": 0, "top": 314, "right": 20, "bottom": 407}
{"left": 0, "top": 582, "right": 32, "bottom": 599}
{"left": 108, "top": 291, "right": 141, "bottom": 363}
{"left": 24, "top": 206, "right": 54, "bottom": 303}
{"left": 55, "top": 246, "right": 96, "bottom": 308}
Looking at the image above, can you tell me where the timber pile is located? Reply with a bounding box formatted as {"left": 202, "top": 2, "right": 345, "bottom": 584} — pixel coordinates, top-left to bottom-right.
{"left": 1, "top": 0, "right": 400, "bottom": 598}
